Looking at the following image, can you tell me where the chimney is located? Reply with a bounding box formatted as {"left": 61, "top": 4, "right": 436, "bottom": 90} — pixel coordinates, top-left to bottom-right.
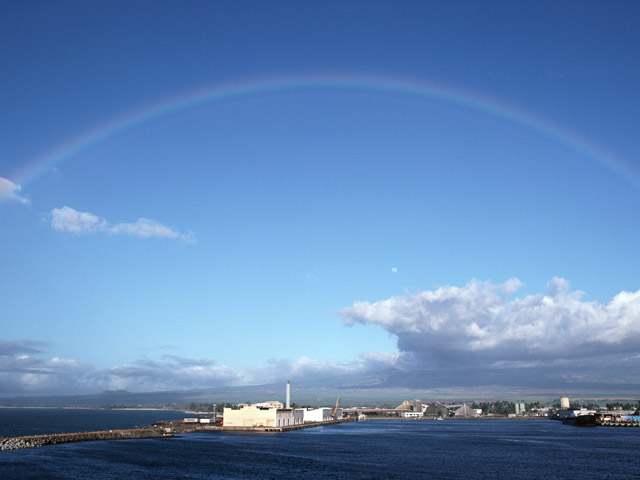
{"left": 286, "top": 380, "right": 291, "bottom": 409}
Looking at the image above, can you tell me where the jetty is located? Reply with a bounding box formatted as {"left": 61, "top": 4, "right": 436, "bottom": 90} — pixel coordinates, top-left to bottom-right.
{"left": 0, "top": 427, "right": 172, "bottom": 451}
{"left": 0, "top": 418, "right": 354, "bottom": 451}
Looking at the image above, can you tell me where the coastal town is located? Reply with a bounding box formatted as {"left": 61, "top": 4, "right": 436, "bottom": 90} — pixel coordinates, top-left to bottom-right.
{"left": 2, "top": 381, "right": 639, "bottom": 451}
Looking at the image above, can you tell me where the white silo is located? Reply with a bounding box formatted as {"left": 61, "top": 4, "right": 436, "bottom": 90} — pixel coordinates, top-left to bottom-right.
{"left": 560, "top": 396, "right": 570, "bottom": 409}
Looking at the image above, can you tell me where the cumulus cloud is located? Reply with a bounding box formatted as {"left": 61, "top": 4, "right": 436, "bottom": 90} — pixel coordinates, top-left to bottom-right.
{"left": 0, "top": 177, "right": 29, "bottom": 205}
{"left": 0, "top": 352, "right": 100, "bottom": 395}
{"left": 50, "top": 206, "right": 194, "bottom": 242}
{"left": 339, "top": 278, "right": 640, "bottom": 388}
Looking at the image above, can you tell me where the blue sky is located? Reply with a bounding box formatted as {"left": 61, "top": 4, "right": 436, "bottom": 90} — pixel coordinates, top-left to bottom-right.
{"left": 1, "top": 0, "right": 640, "bottom": 397}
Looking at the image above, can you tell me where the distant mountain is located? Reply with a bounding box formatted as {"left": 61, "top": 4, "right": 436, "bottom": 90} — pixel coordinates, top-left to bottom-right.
{"left": 0, "top": 383, "right": 598, "bottom": 408}
{"left": 0, "top": 383, "right": 417, "bottom": 408}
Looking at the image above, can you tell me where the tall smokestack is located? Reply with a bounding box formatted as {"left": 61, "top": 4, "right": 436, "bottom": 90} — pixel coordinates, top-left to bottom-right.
{"left": 286, "top": 380, "right": 291, "bottom": 409}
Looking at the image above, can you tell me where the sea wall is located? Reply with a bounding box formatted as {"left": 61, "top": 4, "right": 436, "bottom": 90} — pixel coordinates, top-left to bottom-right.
{"left": 0, "top": 427, "right": 171, "bottom": 451}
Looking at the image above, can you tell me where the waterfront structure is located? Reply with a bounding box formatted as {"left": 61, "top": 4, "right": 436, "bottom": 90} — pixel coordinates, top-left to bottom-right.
{"left": 223, "top": 403, "right": 304, "bottom": 428}
{"left": 560, "top": 396, "right": 570, "bottom": 409}
{"left": 303, "top": 407, "right": 343, "bottom": 423}
{"left": 454, "top": 404, "right": 477, "bottom": 417}
{"left": 396, "top": 399, "right": 423, "bottom": 413}
{"left": 222, "top": 381, "right": 305, "bottom": 428}
{"left": 515, "top": 401, "right": 526, "bottom": 415}
{"left": 423, "top": 401, "right": 451, "bottom": 418}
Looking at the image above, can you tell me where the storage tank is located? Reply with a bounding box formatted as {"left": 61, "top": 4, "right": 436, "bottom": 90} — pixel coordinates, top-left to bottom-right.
{"left": 560, "top": 396, "right": 570, "bottom": 409}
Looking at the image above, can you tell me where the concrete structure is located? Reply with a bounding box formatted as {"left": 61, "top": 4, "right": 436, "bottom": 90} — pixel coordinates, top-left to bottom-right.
{"left": 515, "top": 401, "right": 526, "bottom": 415}
{"left": 223, "top": 403, "right": 303, "bottom": 428}
{"left": 560, "top": 396, "right": 570, "bottom": 409}
{"left": 303, "top": 407, "right": 343, "bottom": 423}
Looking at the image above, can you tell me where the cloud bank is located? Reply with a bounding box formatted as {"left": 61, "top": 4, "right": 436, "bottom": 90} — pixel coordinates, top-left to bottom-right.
{"left": 0, "top": 177, "right": 30, "bottom": 205}
{"left": 2, "top": 278, "right": 639, "bottom": 396}
{"left": 339, "top": 278, "right": 640, "bottom": 389}
{"left": 50, "top": 206, "right": 194, "bottom": 242}
{"left": 0, "top": 348, "right": 385, "bottom": 396}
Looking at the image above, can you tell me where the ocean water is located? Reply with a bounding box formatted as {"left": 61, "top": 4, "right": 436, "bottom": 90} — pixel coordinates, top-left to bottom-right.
{"left": 0, "top": 407, "right": 186, "bottom": 437}
{"left": 1, "top": 413, "right": 639, "bottom": 479}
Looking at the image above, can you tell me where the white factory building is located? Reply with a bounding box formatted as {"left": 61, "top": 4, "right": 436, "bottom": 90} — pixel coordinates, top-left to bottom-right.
{"left": 223, "top": 380, "right": 307, "bottom": 428}
{"left": 222, "top": 381, "right": 342, "bottom": 428}
{"left": 223, "top": 403, "right": 304, "bottom": 428}
{"left": 303, "top": 407, "right": 343, "bottom": 423}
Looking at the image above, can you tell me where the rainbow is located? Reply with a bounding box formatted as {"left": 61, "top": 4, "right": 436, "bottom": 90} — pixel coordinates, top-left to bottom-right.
{"left": 3, "top": 73, "right": 639, "bottom": 200}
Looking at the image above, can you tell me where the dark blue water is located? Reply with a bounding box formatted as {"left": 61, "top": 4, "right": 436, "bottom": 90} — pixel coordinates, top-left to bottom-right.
{"left": 0, "top": 407, "right": 186, "bottom": 437}
{"left": 2, "top": 416, "right": 639, "bottom": 479}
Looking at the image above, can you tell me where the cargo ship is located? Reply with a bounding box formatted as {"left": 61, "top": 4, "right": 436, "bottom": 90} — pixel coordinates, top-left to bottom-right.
{"left": 561, "top": 414, "right": 597, "bottom": 427}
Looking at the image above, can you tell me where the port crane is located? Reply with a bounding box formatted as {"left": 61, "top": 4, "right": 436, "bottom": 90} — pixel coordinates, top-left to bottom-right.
{"left": 331, "top": 397, "right": 341, "bottom": 420}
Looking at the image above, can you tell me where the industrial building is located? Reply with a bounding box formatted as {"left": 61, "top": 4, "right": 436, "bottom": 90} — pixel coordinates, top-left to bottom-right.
{"left": 423, "top": 401, "right": 451, "bottom": 418}
{"left": 223, "top": 381, "right": 312, "bottom": 429}
{"left": 454, "top": 404, "right": 478, "bottom": 417}
{"left": 222, "top": 381, "right": 343, "bottom": 428}
{"left": 303, "top": 407, "right": 343, "bottom": 423}
{"left": 223, "top": 403, "right": 304, "bottom": 428}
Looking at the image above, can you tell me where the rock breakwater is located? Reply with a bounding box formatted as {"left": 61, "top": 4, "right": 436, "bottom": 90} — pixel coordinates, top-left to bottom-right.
{"left": 0, "top": 427, "right": 171, "bottom": 451}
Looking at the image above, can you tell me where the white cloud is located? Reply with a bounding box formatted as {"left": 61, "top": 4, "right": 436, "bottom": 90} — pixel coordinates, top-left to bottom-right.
{"left": 50, "top": 206, "right": 194, "bottom": 242}
{"left": 3, "top": 277, "right": 640, "bottom": 396}
{"left": 109, "top": 218, "right": 195, "bottom": 242}
{"left": 51, "top": 206, "right": 107, "bottom": 233}
{"left": 0, "top": 342, "right": 388, "bottom": 395}
{"left": 0, "top": 177, "right": 30, "bottom": 205}
{"left": 339, "top": 278, "right": 640, "bottom": 387}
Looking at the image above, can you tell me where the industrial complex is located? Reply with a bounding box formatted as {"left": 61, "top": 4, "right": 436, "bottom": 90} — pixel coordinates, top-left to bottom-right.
{"left": 221, "top": 381, "right": 344, "bottom": 431}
